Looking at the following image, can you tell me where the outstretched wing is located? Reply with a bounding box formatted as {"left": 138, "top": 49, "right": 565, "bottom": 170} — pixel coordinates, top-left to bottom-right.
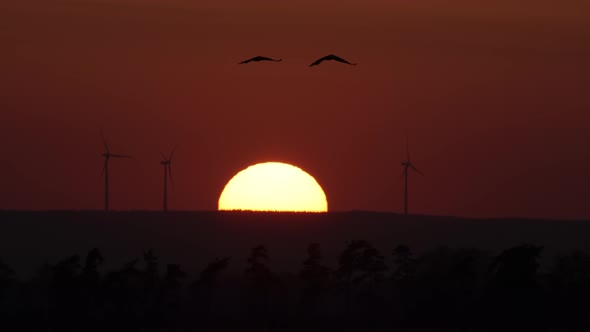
{"left": 309, "top": 55, "right": 330, "bottom": 67}
{"left": 328, "top": 54, "right": 357, "bottom": 65}
{"left": 310, "top": 54, "right": 357, "bottom": 66}
{"left": 239, "top": 56, "right": 281, "bottom": 64}
{"left": 238, "top": 57, "right": 256, "bottom": 64}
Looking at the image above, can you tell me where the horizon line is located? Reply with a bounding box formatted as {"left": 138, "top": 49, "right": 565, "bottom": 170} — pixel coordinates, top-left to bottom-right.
{"left": 0, "top": 209, "right": 587, "bottom": 222}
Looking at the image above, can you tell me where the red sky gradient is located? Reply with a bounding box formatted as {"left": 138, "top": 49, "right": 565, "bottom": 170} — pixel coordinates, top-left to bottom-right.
{"left": 1, "top": 0, "right": 589, "bottom": 219}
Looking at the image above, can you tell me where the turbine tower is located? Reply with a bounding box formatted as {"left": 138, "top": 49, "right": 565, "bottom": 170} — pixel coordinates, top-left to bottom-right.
{"left": 160, "top": 147, "right": 176, "bottom": 212}
{"left": 401, "top": 137, "right": 424, "bottom": 215}
{"left": 101, "top": 132, "right": 132, "bottom": 212}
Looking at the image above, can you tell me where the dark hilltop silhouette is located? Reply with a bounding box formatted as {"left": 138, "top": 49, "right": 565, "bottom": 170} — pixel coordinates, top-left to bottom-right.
{"left": 238, "top": 56, "right": 283, "bottom": 64}
{"left": 309, "top": 54, "right": 357, "bottom": 67}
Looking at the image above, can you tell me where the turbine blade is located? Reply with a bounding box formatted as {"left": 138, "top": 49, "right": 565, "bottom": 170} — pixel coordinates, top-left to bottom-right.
{"left": 410, "top": 164, "right": 424, "bottom": 176}
{"left": 168, "top": 164, "right": 174, "bottom": 189}
{"left": 100, "top": 129, "right": 109, "bottom": 153}
{"left": 169, "top": 145, "right": 178, "bottom": 161}
{"left": 160, "top": 152, "right": 167, "bottom": 161}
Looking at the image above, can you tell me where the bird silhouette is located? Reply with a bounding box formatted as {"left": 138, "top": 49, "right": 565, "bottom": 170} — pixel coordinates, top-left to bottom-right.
{"left": 309, "top": 54, "right": 357, "bottom": 67}
{"left": 238, "top": 56, "right": 282, "bottom": 64}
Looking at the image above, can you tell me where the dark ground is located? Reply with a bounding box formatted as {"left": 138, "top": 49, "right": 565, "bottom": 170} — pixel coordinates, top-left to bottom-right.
{"left": 2, "top": 211, "right": 590, "bottom": 329}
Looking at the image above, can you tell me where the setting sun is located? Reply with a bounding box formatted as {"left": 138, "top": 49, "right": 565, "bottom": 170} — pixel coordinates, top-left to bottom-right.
{"left": 218, "top": 162, "right": 328, "bottom": 212}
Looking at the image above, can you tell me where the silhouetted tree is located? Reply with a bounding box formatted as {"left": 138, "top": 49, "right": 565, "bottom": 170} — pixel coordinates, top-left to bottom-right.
{"left": 143, "top": 249, "right": 159, "bottom": 282}
{"left": 25, "top": 263, "right": 54, "bottom": 325}
{"left": 0, "top": 258, "right": 15, "bottom": 320}
{"left": 337, "top": 241, "right": 386, "bottom": 285}
{"left": 486, "top": 244, "right": 544, "bottom": 326}
{"left": 246, "top": 245, "right": 272, "bottom": 289}
{"left": 102, "top": 258, "right": 143, "bottom": 326}
{"left": 79, "top": 248, "right": 104, "bottom": 323}
{"left": 197, "top": 257, "right": 231, "bottom": 287}
{"left": 245, "top": 245, "right": 273, "bottom": 325}
{"left": 192, "top": 257, "right": 231, "bottom": 320}
{"left": 299, "top": 243, "right": 332, "bottom": 320}
{"left": 165, "top": 264, "right": 186, "bottom": 289}
{"left": 49, "top": 254, "right": 82, "bottom": 326}
{"left": 547, "top": 251, "right": 590, "bottom": 326}
{"left": 445, "top": 248, "right": 489, "bottom": 321}
{"left": 52, "top": 255, "right": 81, "bottom": 286}
{"left": 141, "top": 249, "right": 162, "bottom": 326}
{"left": 391, "top": 245, "right": 416, "bottom": 283}
{"left": 162, "top": 263, "right": 187, "bottom": 324}
{"left": 0, "top": 258, "right": 15, "bottom": 298}
{"left": 390, "top": 244, "right": 417, "bottom": 323}
{"left": 13, "top": 240, "right": 590, "bottom": 328}
{"left": 81, "top": 248, "right": 104, "bottom": 283}
{"left": 490, "top": 244, "right": 542, "bottom": 287}
{"left": 336, "top": 240, "right": 387, "bottom": 319}
{"left": 403, "top": 247, "right": 489, "bottom": 326}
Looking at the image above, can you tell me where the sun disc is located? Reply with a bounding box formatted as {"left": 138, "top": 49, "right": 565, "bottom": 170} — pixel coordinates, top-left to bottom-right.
{"left": 218, "top": 162, "right": 328, "bottom": 212}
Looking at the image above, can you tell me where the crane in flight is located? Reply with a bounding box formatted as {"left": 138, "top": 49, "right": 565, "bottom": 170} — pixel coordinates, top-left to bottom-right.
{"left": 309, "top": 54, "right": 357, "bottom": 67}
{"left": 238, "top": 56, "right": 282, "bottom": 64}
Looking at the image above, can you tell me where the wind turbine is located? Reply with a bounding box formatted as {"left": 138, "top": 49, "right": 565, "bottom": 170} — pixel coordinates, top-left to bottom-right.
{"left": 101, "top": 132, "right": 132, "bottom": 212}
{"left": 160, "top": 146, "right": 177, "bottom": 212}
{"left": 400, "top": 137, "right": 424, "bottom": 216}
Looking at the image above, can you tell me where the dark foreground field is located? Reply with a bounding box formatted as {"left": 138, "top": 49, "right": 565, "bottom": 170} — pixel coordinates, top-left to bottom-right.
{"left": 1, "top": 211, "right": 590, "bottom": 329}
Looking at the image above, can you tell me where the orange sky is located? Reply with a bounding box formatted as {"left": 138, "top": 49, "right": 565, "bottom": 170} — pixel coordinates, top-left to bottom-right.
{"left": 1, "top": 0, "right": 589, "bottom": 218}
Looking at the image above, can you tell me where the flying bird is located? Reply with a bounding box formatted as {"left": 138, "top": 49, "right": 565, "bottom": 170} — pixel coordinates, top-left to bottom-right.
{"left": 309, "top": 54, "right": 357, "bottom": 67}
{"left": 238, "top": 56, "right": 282, "bottom": 64}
